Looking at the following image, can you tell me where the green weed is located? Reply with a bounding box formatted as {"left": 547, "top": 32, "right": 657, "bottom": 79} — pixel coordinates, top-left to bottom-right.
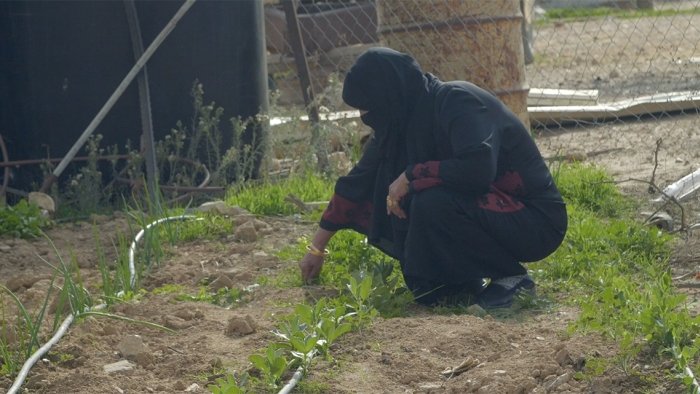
{"left": 537, "top": 163, "right": 698, "bottom": 391}
{"left": 208, "top": 373, "right": 247, "bottom": 394}
{"left": 0, "top": 200, "right": 51, "bottom": 238}
{"left": 248, "top": 345, "right": 289, "bottom": 389}
{"left": 539, "top": 6, "right": 700, "bottom": 25}
{"left": 226, "top": 172, "right": 333, "bottom": 216}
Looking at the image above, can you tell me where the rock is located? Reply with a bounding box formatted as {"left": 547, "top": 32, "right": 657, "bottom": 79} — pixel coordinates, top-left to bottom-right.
{"left": 164, "top": 315, "right": 195, "bottom": 330}
{"left": 465, "top": 304, "right": 487, "bottom": 316}
{"left": 102, "top": 325, "right": 119, "bottom": 336}
{"left": 252, "top": 219, "right": 272, "bottom": 234}
{"left": 225, "top": 315, "right": 256, "bottom": 337}
{"left": 545, "top": 372, "right": 572, "bottom": 392}
{"left": 24, "top": 373, "right": 47, "bottom": 390}
{"left": 103, "top": 360, "right": 136, "bottom": 374}
{"left": 208, "top": 274, "right": 234, "bottom": 292}
{"left": 233, "top": 221, "right": 258, "bottom": 243}
{"left": 174, "top": 309, "right": 198, "bottom": 321}
{"left": 5, "top": 274, "right": 50, "bottom": 292}
{"left": 554, "top": 348, "right": 572, "bottom": 366}
{"left": 233, "top": 271, "right": 254, "bottom": 283}
{"left": 196, "top": 201, "right": 248, "bottom": 216}
{"left": 0, "top": 244, "right": 10, "bottom": 252}
{"left": 418, "top": 383, "right": 442, "bottom": 390}
{"left": 185, "top": 383, "right": 201, "bottom": 392}
{"left": 132, "top": 352, "right": 154, "bottom": 367}
{"left": 28, "top": 192, "right": 55, "bottom": 216}
{"left": 117, "top": 335, "right": 147, "bottom": 359}
{"left": 233, "top": 214, "right": 256, "bottom": 226}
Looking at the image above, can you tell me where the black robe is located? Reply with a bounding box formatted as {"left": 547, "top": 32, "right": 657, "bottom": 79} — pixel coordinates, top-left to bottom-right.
{"left": 320, "top": 48, "right": 567, "bottom": 298}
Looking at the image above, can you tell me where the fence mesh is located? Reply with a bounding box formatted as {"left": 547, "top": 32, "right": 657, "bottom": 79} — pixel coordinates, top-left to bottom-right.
{"left": 265, "top": 0, "right": 700, "bottom": 222}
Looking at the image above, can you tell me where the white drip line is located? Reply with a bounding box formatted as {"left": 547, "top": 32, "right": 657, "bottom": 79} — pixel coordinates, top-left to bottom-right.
{"left": 127, "top": 215, "right": 197, "bottom": 289}
{"left": 278, "top": 366, "right": 305, "bottom": 394}
{"left": 7, "top": 214, "right": 197, "bottom": 393}
{"left": 7, "top": 303, "right": 105, "bottom": 394}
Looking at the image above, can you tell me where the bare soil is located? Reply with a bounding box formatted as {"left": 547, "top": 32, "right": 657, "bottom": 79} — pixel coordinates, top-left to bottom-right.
{"left": 2, "top": 7, "right": 700, "bottom": 394}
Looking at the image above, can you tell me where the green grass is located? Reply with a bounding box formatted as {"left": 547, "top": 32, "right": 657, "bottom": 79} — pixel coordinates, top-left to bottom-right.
{"left": 0, "top": 200, "right": 51, "bottom": 238}
{"left": 538, "top": 5, "right": 700, "bottom": 25}
{"left": 534, "top": 163, "right": 698, "bottom": 391}
{"left": 226, "top": 172, "right": 334, "bottom": 216}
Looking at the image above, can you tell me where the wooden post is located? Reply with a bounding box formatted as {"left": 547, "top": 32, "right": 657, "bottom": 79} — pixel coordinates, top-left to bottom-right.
{"left": 282, "top": 0, "right": 329, "bottom": 172}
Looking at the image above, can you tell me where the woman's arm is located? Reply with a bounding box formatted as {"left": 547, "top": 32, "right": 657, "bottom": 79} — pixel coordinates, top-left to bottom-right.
{"left": 299, "top": 228, "right": 336, "bottom": 284}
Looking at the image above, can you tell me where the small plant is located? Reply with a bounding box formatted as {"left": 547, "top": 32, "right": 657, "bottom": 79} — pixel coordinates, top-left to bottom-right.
{"left": 207, "top": 373, "right": 247, "bottom": 394}
{"left": 248, "top": 345, "right": 289, "bottom": 389}
{"left": 343, "top": 275, "right": 378, "bottom": 329}
{"left": 226, "top": 172, "right": 333, "bottom": 216}
{"left": 536, "top": 163, "right": 699, "bottom": 392}
{"left": 0, "top": 200, "right": 51, "bottom": 238}
{"left": 0, "top": 278, "right": 57, "bottom": 377}
{"left": 175, "top": 286, "right": 251, "bottom": 309}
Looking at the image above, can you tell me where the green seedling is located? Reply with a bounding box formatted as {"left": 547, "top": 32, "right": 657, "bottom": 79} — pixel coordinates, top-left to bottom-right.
{"left": 175, "top": 286, "right": 250, "bottom": 309}
{"left": 249, "top": 345, "right": 289, "bottom": 388}
{"left": 0, "top": 199, "right": 51, "bottom": 238}
{"left": 207, "top": 373, "right": 247, "bottom": 394}
{"left": 344, "top": 275, "right": 378, "bottom": 329}
{"left": 0, "top": 278, "right": 57, "bottom": 376}
{"left": 314, "top": 303, "right": 353, "bottom": 358}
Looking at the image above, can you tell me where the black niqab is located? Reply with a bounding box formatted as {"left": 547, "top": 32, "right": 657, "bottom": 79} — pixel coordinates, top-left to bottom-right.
{"left": 336, "top": 48, "right": 439, "bottom": 259}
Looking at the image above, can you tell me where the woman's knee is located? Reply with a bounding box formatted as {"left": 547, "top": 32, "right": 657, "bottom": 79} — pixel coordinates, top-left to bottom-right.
{"left": 409, "top": 187, "right": 458, "bottom": 223}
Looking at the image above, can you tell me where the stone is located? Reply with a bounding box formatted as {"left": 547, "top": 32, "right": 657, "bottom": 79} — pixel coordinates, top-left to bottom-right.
{"left": 232, "top": 214, "right": 256, "bottom": 226}
{"left": 225, "top": 315, "right": 256, "bottom": 337}
{"left": 163, "top": 315, "right": 195, "bottom": 330}
{"left": 233, "top": 221, "right": 258, "bottom": 243}
{"left": 132, "top": 352, "right": 154, "bottom": 367}
{"left": 252, "top": 219, "right": 272, "bottom": 234}
{"left": 103, "top": 360, "right": 136, "bottom": 374}
{"left": 174, "top": 309, "right": 198, "bottom": 321}
{"left": 117, "top": 335, "right": 147, "bottom": 359}
{"left": 554, "top": 348, "right": 572, "bottom": 366}
{"left": 185, "top": 383, "right": 201, "bottom": 392}
{"left": 28, "top": 192, "right": 55, "bottom": 215}
{"left": 24, "top": 373, "right": 47, "bottom": 390}
{"left": 545, "top": 372, "right": 572, "bottom": 392}
{"left": 5, "top": 274, "right": 50, "bottom": 292}
{"left": 208, "top": 274, "right": 234, "bottom": 292}
{"left": 101, "top": 325, "right": 119, "bottom": 336}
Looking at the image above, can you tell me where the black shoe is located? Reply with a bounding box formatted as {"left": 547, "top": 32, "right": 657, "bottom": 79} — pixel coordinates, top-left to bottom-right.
{"left": 477, "top": 274, "right": 535, "bottom": 309}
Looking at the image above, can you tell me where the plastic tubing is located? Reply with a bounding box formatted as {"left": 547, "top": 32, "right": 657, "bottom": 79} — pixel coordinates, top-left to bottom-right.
{"left": 277, "top": 366, "right": 305, "bottom": 394}
{"left": 7, "top": 304, "right": 106, "bottom": 394}
{"left": 128, "top": 215, "right": 198, "bottom": 289}
{"left": 8, "top": 214, "right": 197, "bottom": 393}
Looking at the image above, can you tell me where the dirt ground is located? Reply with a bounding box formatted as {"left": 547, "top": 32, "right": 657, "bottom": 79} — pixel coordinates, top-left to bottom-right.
{"left": 2, "top": 6, "right": 700, "bottom": 394}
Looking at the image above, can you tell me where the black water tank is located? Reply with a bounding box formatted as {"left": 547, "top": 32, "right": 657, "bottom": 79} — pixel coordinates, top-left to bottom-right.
{"left": 0, "top": 0, "right": 268, "bottom": 188}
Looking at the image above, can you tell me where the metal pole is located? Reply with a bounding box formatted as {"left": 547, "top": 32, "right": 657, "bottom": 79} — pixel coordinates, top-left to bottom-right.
{"left": 124, "top": 0, "right": 161, "bottom": 212}
{"left": 39, "top": 0, "right": 196, "bottom": 193}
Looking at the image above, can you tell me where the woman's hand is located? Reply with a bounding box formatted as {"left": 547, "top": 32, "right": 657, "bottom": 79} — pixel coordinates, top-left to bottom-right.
{"left": 299, "top": 252, "right": 324, "bottom": 284}
{"left": 387, "top": 172, "right": 410, "bottom": 219}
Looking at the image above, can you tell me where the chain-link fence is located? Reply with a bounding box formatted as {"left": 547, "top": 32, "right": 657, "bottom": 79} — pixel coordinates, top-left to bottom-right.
{"left": 265, "top": 0, "right": 700, "bottom": 212}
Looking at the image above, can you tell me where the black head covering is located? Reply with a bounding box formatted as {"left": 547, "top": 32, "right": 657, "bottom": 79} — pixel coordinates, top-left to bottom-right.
{"left": 333, "top": 48, "right": 440, "bottom": 259}
{"left": 342, "top": 47, "right": 427, "bottom": 153}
